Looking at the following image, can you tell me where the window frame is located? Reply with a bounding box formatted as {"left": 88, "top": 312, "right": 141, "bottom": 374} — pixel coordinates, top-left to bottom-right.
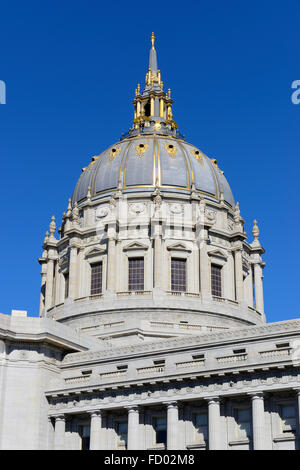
{"left": 128, "top": 256, "right": 145, "bottom": 292}
{"left": 90, "top": 261, "right": 103, "bottom": 296}
{"left": 152, "top": 415, "right": 167, "bottom": 446}
{"left": 171, "top": 257, "right": 187, "bottom": 292}
{"left": 211, "top": 263, "right": 222, "bottom": 298}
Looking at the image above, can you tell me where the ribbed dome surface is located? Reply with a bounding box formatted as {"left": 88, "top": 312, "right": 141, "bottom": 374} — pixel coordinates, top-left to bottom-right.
{"left": 72, "top": 135, "right": 234, "bottom": 207}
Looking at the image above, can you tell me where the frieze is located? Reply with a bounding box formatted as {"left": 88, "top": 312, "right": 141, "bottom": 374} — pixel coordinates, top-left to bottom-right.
{"left": 47, "top": 368, "right": 300, "bottom": 412}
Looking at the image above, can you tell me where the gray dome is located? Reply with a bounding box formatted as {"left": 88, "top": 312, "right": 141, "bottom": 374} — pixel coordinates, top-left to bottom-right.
{"left": 72, "top": 135, "right": 234, "bottom": 207}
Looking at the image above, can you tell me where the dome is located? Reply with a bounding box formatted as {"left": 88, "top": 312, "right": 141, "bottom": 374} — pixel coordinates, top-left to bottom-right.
{"left": 72, "top": 34, "right": 234, "bottom": 208}
{"left": 72, "top": 135, "right": 234, "bottom": 207}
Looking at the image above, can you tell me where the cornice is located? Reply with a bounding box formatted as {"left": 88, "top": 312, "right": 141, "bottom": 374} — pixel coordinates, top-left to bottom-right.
{"left": 62, "top": 319, "right": 300, "bottom": 365}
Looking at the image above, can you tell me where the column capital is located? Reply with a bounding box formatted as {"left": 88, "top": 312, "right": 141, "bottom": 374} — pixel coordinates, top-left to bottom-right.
{"left": 163, "top": 401, "right": 178, "bottom": 409}
{"left": 204, "top": 396, "right": 220, "bottom": 405}
{"left": 87, "top": 410, "right": 102, "bottom": 418}
{"left": 53, "top": 414, "right": 65, "bottom": 422}
{"left": 248, "top": 392, "right": 264, "bottom": 400}
{"left": 293, "top": 388, "right": 300, "bottom": 395}
{"left": 125, "top": 405, "right": 140, "bottom": 413}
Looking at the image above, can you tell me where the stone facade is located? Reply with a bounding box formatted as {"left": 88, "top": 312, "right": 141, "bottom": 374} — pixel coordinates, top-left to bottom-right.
{"left": 0, "top": 34, "right": 299, "bottom": 450}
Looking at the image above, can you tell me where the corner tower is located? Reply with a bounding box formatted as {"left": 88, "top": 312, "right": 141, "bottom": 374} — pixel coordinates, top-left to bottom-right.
{"left": 39, "top": 34, "right": 266, "bottom": 347}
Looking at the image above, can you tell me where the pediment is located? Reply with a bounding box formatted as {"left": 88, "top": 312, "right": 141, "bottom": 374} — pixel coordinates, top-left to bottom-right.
{"left": 167, "top": 242, "right": 191, "bottom": 252}
{"left": 207, "top": 249, "right": 227, "bottom": 259}
{"left": 123, "top": 241, "right": 149, "bottom": 251}
{"left": 85, "top": 246, "right": 106, "bottom": 258}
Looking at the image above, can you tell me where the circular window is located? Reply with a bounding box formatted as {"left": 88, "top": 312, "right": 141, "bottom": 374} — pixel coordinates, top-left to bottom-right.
{"left": 139, "top": 144, "right": 144, "bottom": 148}
{"left": 168, "top": 144, "right": 174, "bottom": 149}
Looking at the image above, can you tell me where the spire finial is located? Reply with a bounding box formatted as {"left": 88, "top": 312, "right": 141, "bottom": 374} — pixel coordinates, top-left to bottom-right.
{"left": 252, "top": 219, "right": 260, "bottom": 242}
{"left": 49, "top": 216, "right": 56, "bottom": 239}
{"left": 151, "top": 32, "right": 155, "bottom": 50}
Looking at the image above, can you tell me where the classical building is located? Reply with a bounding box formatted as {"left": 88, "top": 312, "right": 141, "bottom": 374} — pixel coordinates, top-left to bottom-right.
{"left": 1, "top": 34, "right": 300, "bottom": 451}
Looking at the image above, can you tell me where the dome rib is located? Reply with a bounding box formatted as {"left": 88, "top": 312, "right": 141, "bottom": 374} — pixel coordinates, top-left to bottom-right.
{"left": 72, "top": 135, "right": 234, "bottom": 207}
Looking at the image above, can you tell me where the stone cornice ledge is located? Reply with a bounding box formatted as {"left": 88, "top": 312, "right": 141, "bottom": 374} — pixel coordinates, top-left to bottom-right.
{"left": 0, "top": 313, "right": 99, "bottom": 352}
{"left": 63, "top": 318, "right": 300, "bottom": 364}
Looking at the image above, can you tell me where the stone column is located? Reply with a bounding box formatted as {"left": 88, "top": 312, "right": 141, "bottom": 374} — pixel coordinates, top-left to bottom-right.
{"left": 89, "top": 411, "right": 102, "bottom": 450}
{"left": 199, "top": 231, "right": 210, "bottom": 299}
{"left": 250, "top": 393, "right": 265, "bottom": 450}
{"left": 127, "top": 406, "right": 140, "bottom": 450}
{"left": 69, "top": 245, "right": 78, "bottom": 299}
{"left": 207, "top": 397, "right": 220, "bottom": 450}
{"left": 39, "top": 266, "right": 47, "bottom": 316}
{"left": 254, "top": 263, "right": 264, "bottom": 314}
{"left": 166, "top": 401, "right": 179, "bottom": 450}
{"left": 296, "top": 389, "right": 300, "bottom": 434}
{"left": 47, "top": 416, "right": 54, "bottom": 450}
{"left": 154, "top": 235, "right": 162, "bottom": 289}
{"left": 45, "top": 258, "right": 54, "bottom": 311}
{"left": 107, "top": 237, "right": 116, "bottom": 291}
{"left": 54, "top": 414, "right": 65, "bottom": 450}
{"left": 234, "top": 248, "right": 244, "bottom": 302}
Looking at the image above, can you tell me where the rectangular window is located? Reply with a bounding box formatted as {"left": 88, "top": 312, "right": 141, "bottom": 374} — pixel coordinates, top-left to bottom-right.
{"left": 91, "top": 262, "right": 102, "bottom": 295}
{"left": 193, "top": 412, "right": 208, "bottom": 442}
{"left": 171, "top": 258, "right": 186, "bottom": 292}
{"left": 64, "top": 273, "right": 69, "bottom": 299}
{"left": 128, "top": 257, "right": 144, "bottom": 291}
{"left": 78, "top": 425, "right": 90, "bottom": 450}
{"left": 280, "top": 404, "right": 296, "bottom": 433}
{"left": 211, "top": 264, "right": 222, "bottom": 297}
{"left": 116, "top": 421, "right": 128, "bottom": 449}
{"left": 234, "top": 408, "right": 251, "bottom": 439}
{"left": 153, "top": 416, "right": 167, "bottom": 445}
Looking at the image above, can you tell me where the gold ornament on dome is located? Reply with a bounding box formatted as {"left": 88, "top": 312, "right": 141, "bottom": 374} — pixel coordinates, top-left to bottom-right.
{"left": 165, "top": 143, "right": 177, "bottom": 159}
{"left": 135, "top": 143, "right": 149, "bottom": 158}
{"left": 210, "top": 158, "right": 224, "bottom": 175}
{"left": 191, "top": 149, "right": 204, "bottom": 166}
{"left": 108, "top": 147, "right": 121, "bottom": 163}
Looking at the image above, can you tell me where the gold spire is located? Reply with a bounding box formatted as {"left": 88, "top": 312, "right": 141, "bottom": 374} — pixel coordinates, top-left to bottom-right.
{"left": 151, "top": 32, "right": 155, "bottom": 50}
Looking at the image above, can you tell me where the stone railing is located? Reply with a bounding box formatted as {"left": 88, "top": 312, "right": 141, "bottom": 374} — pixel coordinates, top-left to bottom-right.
{"left": 176, "top": 359, "right": 205, "bottom": 369}
{"left": 100, "top": 370, "right": 127, "bottom": 380}
{"left": 259, "top": 348, "right": 292, "bottom": 359}
{"left": 166, "top": 291, "right": 184, "bottom": 296}
{"left": 149, "top": 321, "right": 228, "bottom": 333}
{"left": 137, "top": 365, "right": 165, "bottom": 374}
{"left": 150, "top": 321, "right": 175, "bottom": 329}
{"left": 81, "top": 321, "right": 125, "bottom": 332}
{"left": 212, "top": 296, "right": 239, "bottom": 306}
{"left": 116, "top": 291, "right": 152, "bottom": 297}
{"left": 89, "top": 294, "right": 104, "bottom": 300}
{"left": 65, "top": 375, "right": 90, "bottom": 384}
{"left": 217, "top": 353, "right": 248, "bottom": 364}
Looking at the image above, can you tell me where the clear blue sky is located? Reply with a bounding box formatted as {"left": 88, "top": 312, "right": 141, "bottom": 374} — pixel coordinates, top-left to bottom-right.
{"left": 0, "top": 0, "right": 299, "bottom": 322}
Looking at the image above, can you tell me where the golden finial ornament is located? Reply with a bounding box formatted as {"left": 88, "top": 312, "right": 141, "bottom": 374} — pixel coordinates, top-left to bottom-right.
{"left": 151, "top": 32, "right": 155, "bottom": 49}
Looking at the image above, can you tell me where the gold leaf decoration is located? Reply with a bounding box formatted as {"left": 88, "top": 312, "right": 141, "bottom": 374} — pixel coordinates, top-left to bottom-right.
{"left": 210, "top": 158, "right": 224, "bottom": 175}
{"left": 108, "top": 147, "right": 121, "bottom": 163}
{"left": 165, "top": 143, "right": 177, "bottom": 159}
{"left": 191, "top": 149, "right": 204, "bottom": 166}
{"left": 135, "top": 143, "right": 149, "bottom": 158}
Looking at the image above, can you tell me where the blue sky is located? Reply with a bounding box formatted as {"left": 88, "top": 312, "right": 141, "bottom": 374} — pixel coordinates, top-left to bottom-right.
{"left": 0, "top": 0, "right": 299, "bottom": 322}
